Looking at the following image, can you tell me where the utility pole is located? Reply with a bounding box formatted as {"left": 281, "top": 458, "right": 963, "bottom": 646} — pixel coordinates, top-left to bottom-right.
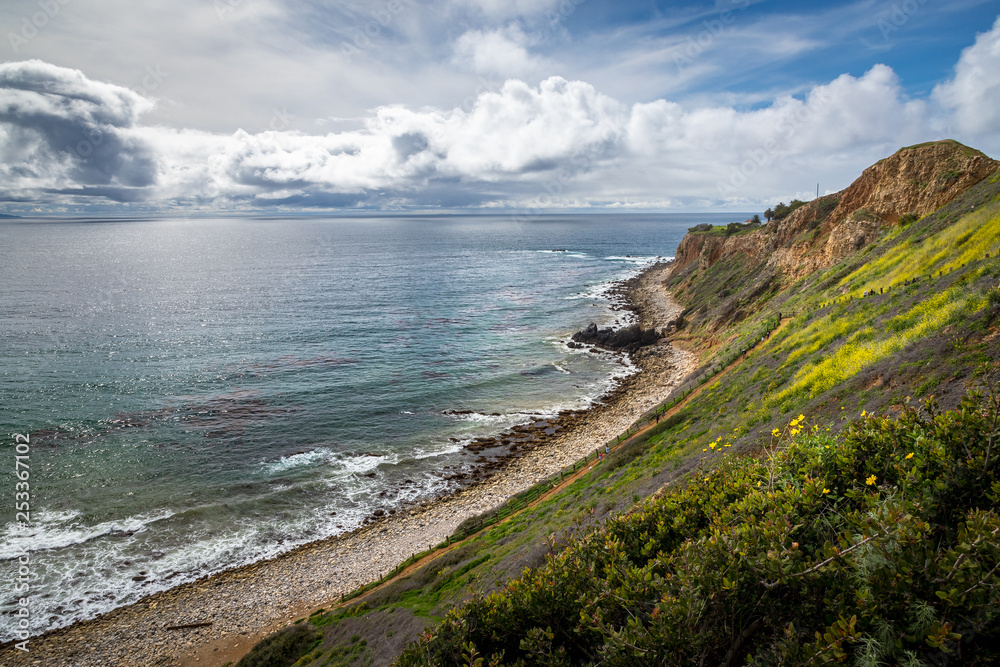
{"left": 816, "top": 183, "right": 819, "bottom": 199}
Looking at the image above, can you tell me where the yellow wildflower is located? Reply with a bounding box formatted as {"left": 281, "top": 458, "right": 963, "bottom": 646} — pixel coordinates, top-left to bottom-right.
{"left": 772, "top": 428, "right": 781, "bottom": 436}
{"left": 822, "top": 488, "right": 830, "bottom": 494}
{"left": 861, "top": 410, "right": 867, "bottom": 417}
{"left": 905, "top": 452, "right": 914, "bottom": 460}
{"left": 866, "top": 475, "right": 877, "bottom": 486}
{"left": 797, "top": 414, "right": 805, "bottom": 422}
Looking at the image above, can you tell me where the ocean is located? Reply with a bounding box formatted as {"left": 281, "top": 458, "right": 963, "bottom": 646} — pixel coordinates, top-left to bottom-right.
{"left": 0, "top": 213, "right": 736, "bottom": 640}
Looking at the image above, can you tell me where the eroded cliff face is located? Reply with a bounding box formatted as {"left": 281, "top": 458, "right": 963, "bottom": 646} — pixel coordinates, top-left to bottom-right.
{"left": 828, "top": 140, "right": 999, "bottom": 225}
{"left": 671, "top": 140, "right": 999, "bottom": 283}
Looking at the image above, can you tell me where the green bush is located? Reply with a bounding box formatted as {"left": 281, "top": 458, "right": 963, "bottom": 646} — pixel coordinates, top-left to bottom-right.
{"left": 772, "top": 200, "right": 806, "bottom": 221}
{"left": 397, "top": 385, "right": 1000, "bottom": 666}
{"left": 236, "top": 623, "right": 321, "bottom": 667}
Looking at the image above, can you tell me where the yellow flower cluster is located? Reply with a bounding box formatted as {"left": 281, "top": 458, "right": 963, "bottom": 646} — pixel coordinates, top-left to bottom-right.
{"left": 866, "top": 475, "right": 877, "bottom": 486}
{"left": 778, "top": 414, "right": 806, "bottom": 437}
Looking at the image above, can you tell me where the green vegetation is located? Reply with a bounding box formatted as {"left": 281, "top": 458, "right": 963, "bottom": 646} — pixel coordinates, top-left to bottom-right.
{"left": 686, "top": 220, "right": 762, "bottom": 236}
{"left": 239, "top": 155, "right": 1000, "bottom": 667}
{"left": 771, "top": 283, "right": 989, "bottom": 405}
{"left": 399, "top": 384, "right": 1000, "bottom": 665}
{"left": 838, "top": 198, "right": 1000, "bottom": 296}
{"left": 772, "top": 199, "right": 807, "bottom": 221}
{"left": 236, "top": 623, "right": 321, "bottom": 667}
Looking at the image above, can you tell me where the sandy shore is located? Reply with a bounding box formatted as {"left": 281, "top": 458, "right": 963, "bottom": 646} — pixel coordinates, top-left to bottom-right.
{"left": 1, "top": 262, "right": 696, "bottom": 667}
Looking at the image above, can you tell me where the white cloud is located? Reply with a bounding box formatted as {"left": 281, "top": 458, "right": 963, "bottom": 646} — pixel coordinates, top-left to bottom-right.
{"left": 622, "top": 64, "right": 930, "bottom": 202}
{"left": 448, "top": 0, "right": 567, "bottom": 21}
{"left": 0, "top": 53, "right": 994, "bottom": 213}
{"left": 452, "top": 24, "right": 547, "bottom": 77}
{"left": 933, "top": 15, "right": 1000, "bottom": 145}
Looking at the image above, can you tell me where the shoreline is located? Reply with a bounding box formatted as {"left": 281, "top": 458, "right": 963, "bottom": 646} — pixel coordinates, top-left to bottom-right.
{"left": 1, "top": 261, "right": 696, "bottom": 667}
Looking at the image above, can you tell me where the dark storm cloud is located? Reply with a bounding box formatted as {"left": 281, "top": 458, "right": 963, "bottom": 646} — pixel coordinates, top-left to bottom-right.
{"left": 0, "top": 60, "right": 158, "bottom": 198}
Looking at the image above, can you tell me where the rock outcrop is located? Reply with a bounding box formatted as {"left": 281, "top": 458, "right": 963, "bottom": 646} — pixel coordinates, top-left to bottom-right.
{"left": 570, "top": 323, "right": 662, "bottom": 353}
{"left": 828, "top": 140, "right": 999, "bottom": 226}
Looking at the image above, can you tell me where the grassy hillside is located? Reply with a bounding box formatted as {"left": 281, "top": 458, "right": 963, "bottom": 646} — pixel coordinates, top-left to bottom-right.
{"left": 399, "top": 384, "right": 1000, "bottom": 665}
{"left": 234, "top": 161, "right": 1000, "bottom": 667}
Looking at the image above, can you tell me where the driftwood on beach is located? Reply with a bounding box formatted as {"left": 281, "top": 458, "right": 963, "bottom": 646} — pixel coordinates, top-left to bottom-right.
{"left": 165, "top": 621, "right": 213, "bottom": 631}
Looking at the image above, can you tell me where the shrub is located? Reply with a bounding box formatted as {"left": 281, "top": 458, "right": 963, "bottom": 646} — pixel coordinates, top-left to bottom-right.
{"left": 236, "top": 623, "right": 321, "bottom": 667}
{"left": 772, "top": 200, "right": 806, "bottom": 221}
{"left": 397, "top": 385, "right": 1000, "bottom": 666}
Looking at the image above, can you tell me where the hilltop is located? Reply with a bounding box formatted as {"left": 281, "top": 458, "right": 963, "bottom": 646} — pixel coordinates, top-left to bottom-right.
{"left": 670, "top": 140, "right": 999, "bottom": 308}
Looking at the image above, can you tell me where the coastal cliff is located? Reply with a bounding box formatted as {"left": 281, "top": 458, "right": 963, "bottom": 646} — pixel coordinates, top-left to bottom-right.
{"left": 671, "top": 140, "right": 999, "bottom": 284}
{"left": 666, "top": 140, "right": 1000, "bottom": 335}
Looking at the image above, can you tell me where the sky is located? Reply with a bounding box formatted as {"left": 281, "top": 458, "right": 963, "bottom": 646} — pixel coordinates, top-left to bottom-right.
{"left": 1, "top": 0, "right": 999, "bottom": 215}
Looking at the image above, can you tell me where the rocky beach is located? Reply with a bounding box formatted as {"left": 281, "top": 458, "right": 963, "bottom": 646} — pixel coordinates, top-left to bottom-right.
{"left": 1, "top": 262, "right": 697, "bottom": 667}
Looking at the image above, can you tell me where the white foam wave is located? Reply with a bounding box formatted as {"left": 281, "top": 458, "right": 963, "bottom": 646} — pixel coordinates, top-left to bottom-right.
{"left": 603, "top": 255, "right": 665, "bottom": 266}
{"left": 32, "top": 508, "right": 81, "bottom": 524}
{"left": 563, "top": 282, "right": 612, "bottom": 301}
{"left": 0, "top": 510, "right": 175, "bottom": 559}
{"left": 260, "top": 448, "right": 332, "bottom": 475}
{"left": 338, "top": 454, "right": 388, "bottom": 474}
{"left": 410, "top": 441, "right": 465, "bottom": 460}
{"left": 445, "top": 410, "right": 537, "bottom": 427}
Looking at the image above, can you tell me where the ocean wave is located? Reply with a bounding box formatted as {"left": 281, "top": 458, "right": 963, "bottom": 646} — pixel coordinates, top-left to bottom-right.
{"left": 563, "top": 281, "right": 613, "bottom": 301}
{"left": 0, "top": 510, "right": 175, "bottom": 559}
{"left": 337, "top": 453, "right": 389, "bottom": 475}
{"left": 603, "top": 254, "right": 666, "bottom": 266}
{"left": 444, "top": 410, "right": 532, "bottom": 426}
{"left": 259, "top": 448, "right": 332, "bottom": 475}
{"left": 535, "top": 250, "right": 591, "bottom": 259}
{"left": 409, "top": 441, "right": 465, "bottom": 460}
